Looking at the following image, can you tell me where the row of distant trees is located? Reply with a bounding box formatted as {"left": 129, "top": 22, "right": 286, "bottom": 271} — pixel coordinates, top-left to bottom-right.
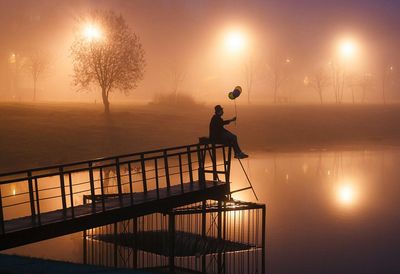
{"left": 243, "top": 54, "right": 399, "bottom": 105}
{"left": 3, "top": 9, "right": 400, "bottom": 112}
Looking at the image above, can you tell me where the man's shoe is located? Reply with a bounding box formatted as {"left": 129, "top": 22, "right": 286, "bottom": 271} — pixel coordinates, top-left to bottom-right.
{"left": 234, "top": 152, "right": 249, "bottom": 159}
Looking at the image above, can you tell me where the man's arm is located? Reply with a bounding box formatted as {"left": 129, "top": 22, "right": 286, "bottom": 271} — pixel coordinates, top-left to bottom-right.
{"left": 222, "top": 117, "right": 236, "bottom": 125}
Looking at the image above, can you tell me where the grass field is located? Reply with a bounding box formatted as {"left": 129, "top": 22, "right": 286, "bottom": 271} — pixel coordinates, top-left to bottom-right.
{"left": 1, "top": 102, "right": 400, "bottom": 173}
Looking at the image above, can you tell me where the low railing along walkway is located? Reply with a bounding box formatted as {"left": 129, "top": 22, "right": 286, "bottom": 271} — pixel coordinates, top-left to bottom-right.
{"left": 0, "top": 143, "right": 232, "bottom": 250}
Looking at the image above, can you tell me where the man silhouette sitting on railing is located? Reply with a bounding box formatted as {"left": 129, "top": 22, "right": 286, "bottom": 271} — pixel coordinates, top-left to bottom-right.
{"left": 209, "top": 105, "right": 248, "bottom": 159}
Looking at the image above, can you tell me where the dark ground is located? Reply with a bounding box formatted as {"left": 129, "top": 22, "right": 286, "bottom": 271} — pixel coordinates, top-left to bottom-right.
{"left": 1, "top": 102, "right": 400, "bottom": 173}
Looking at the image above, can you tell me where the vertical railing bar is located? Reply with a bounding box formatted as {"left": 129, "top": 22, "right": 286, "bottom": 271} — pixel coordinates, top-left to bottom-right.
{"left": 140, "top": 154, "right": 147, "bottom": 193}
{"left": 68, "top": 172, "right": 75, "bottom": 217}
{"left": 34, "top": 178, "right": 41, "bottom": 225}
{"left": 27, "top": 171, "right": 36, "bottom": 223}
{"left": 163, "top": 150, "right": 170, "bottom": 188}
{"left": 222, "top": 146, "right": 228, "bottom": 183}
{"left": 115, "top": 158, "right": 123, "bottom": 199}
{"left": 211, "top": 144, "right": 218, "bottom": 181}
{"left": 128, "top": 162, "right": 134, "bottom": 205}
{"left": 88, "top": 162, "right": 96, "bottom": 213}
{"left": 187, "top": 146, "right": 193, "bottom": 183}
{"left": 226, "top": 145, "right": 232, "bottom": 185}
{"left": 197, "top": 144, "right": 205, "bottom": 184}
{"left": 0, "top": 187, "right": 4, "bottom": 235}
{"left": 99, "top": 167, "right": 105, "bottom": 212}
{"left": 178, "top": 154, "right": 184, "bottom": 192}
{"left": 59, "top": 167, "right": 67, "bottom": 218}
{"left": 154, "top": 159, "right": 159, "bottom": 199}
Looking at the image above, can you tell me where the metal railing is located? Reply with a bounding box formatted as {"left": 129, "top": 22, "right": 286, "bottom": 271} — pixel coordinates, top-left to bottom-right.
{"left": 0, "top": 143, "right": 232, "bottom": 235}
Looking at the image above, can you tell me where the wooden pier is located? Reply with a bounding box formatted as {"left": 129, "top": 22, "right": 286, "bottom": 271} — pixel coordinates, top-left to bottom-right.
{"left": 0, "top": 144, "right": 232, "bottom": 250}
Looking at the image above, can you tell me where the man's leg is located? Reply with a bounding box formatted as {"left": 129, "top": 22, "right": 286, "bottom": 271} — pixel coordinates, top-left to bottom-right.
{"left": 223, "top": 131, "right": 242, "bottom": 155}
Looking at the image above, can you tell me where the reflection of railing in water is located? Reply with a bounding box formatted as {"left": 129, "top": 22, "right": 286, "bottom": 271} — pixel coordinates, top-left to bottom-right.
{"left": 84, "top": 199, "right": 266, "bottom": 274}
{"left": 0, "top": 144, "right": 231, "bottom": 243}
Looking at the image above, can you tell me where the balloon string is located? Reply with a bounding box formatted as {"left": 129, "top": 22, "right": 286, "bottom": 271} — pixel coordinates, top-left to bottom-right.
{"left": 234, "top": 99, "right": 237, "bottom": 126}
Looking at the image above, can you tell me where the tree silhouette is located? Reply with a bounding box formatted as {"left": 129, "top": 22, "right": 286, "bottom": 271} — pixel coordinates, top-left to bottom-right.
{"left": 307, "top": 67, "right": 330, "bottom": 104}
{"left": 23, "top": 50, "right": 50, "bottom": 101}
{"left": 71, "top": 10, "right": 145, "bottom": 113}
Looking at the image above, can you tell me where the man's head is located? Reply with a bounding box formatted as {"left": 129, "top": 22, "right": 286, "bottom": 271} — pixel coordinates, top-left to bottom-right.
{"left": 214, "top": 105, "right": 224, "bottom": 116}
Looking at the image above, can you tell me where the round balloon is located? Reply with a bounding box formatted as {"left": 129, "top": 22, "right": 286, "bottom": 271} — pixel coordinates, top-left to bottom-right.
{"left": 232, "top": 86, "right": 242, "bottom": 98}
{"left": 228, "top": 92, "right": 235, "bottom": 100}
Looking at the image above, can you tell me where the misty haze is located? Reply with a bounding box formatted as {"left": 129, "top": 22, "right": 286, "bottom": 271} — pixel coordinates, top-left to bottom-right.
{"left": 0, "top": 1, "right": 400, "bottom": 274}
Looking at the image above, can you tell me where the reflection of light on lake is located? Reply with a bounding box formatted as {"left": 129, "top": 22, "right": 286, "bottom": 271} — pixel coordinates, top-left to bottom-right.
{"left": 336, "top": 182, "right": 358, "bottom": 207}
{"left": 12, "top": 188, "right": 16, "bottom": 196}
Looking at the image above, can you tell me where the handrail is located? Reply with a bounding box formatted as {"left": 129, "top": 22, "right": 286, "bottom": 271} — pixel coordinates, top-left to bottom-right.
{"left": 0, "top": 143, "right": 232, "bottom": 235}
{"left": 0, "top": 143, "right": 225, "bottom": 179}
{"left": 0, "top": 144, "right": 225, "bottom": 185}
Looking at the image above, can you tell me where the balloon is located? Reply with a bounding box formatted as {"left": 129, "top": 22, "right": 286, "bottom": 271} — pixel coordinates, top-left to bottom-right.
{"left": 228, "top": 86, "right": 242, "bottom": 100}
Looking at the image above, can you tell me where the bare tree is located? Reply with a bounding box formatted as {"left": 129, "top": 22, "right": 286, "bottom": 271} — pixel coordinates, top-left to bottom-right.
{"left": 266, "top": 54, "right": 290, "bottom": 104}
{"left": 168, "top": 64, "right": 186, "bottom": 104}
{"left": 307, "top": 67, "right": 330, "bottom": 104}
{"left": 22, "top": 50, "right": 50, "bottom": 101}
{"left": 379, "top": 63, "right": 393, "bottom": 105}
{"left": 71, "top": 10, "right": 145, "bottom": 113}
{"left": 330, "top": 61, "right": 345, "bottom": 104}
{"left": 243, "top": 58, "right": 258, "bottom": 104}
{"left": 358, "top": 73, "right": 374, "bottom": 103}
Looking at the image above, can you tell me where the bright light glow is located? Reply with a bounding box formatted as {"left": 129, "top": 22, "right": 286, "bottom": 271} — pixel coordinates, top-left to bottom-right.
{"left": 12, "top": 188, "right": 16, "bottom": 196}
{"left": 83, "top": 24, "right": 102, "bottom": 41}
{"left": 338, "top": 39, "right": 358, "bottom": 59}
{"left": 9, "top": 53, "right": 16, "bottom": 64}
{"left": 224, "top": 30, "right": 247, "bottom": 54}
{"left": 336, "top": 184, "right": 357, "bottom": 206}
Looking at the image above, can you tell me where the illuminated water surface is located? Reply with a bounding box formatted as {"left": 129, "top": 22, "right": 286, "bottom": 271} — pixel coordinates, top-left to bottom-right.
{"left": 4, "top": 149, "right": 400, "bottom": 273}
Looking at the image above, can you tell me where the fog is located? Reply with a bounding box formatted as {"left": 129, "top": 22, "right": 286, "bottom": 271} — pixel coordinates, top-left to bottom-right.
{"left": 0, "top": 0, "right": 399, "bottom": 104}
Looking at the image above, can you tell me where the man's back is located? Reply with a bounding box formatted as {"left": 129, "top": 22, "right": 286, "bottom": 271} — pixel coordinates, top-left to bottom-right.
{"left": 209, "top": 114, "right": 224, "bottom": 142}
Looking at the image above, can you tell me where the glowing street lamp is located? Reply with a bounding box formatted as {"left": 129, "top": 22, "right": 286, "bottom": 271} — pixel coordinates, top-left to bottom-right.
{"left": 83, "top": 24, "right": 102, "bottom": 41}
{"left": 338, "top": 39, "right": 358, "bottom": 60}
{"left": 224, "top": 30, "right": 247, "bottom": 54}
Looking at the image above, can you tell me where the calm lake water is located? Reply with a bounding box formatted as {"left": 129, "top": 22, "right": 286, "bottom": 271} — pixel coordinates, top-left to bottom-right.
{"left": 4, "top": 148, "right": 400, "bottom": 273}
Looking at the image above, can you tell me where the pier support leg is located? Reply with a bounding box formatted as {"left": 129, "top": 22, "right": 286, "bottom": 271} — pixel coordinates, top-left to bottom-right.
{"left": 168, "top": 212, "right": 175, "bottom": 272}
{"left": 262, "top": 205, "right": 266, "bottom": 274}
{"left": 202, "top": 200, "right": 207, "bottom": 273}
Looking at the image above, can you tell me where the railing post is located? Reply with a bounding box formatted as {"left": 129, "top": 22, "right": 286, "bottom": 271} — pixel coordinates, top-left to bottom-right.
{"left": 178, "top": 154, "right": 184, "bottom": 192}
{"left": 34, "top": 178, "right": 41, "bottom": 224}
{"left": 0, "top": 187, "right": 4, "bottom": 235}
{"left": 128, "top": 163, "right": 134, "bottom": 205}
{"left": 197, "top": 144, "right": 205, "bottom": 184}
{"left": 59, "top": 167, "right": 67, "bottom": 217}
{"left": 154, "top": 159, "right": 159, "bottom": 199}
{"left": 140, "top": 154, "right": 147, "bottom": 193}
{"left": 115, "top": 158, "right": 123, "bottom": 198}
{"left": 187, "top": 146, "right": 193, "bottom": 183}
{"left": 226, "top": 145, "right": 232, "bottom": 184}
{"left": 211, "top": 143, "right": 218, "bottom": 181}
{"left": 68, "top": 172, "right": 75, "bottom": 217}
{"left": 27, "top": 171, "right": 36, "bottom": 223}
{"left": 163, "top": 150, "right": 170, "bottom": 188}
{"left": 99, "top": 167, "right": 106, "bottom": 212}
{"left": 88, "top": 162, "right": 96, "bottom": 213}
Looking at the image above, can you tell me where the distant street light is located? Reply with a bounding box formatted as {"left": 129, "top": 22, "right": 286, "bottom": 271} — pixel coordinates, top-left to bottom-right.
{"left": 338, "top": 39, "right": 358, "bottom": 61}
{"left": 83, "top": 24, "right": 102, "bottom": 41}
{"left": 224, "top": 30, "right": 247, "bottom": 54}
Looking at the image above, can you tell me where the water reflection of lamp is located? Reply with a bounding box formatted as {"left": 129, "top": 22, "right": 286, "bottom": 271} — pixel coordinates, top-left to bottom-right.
{"left": 336, "top": 183, "right": 358, "bottom": 206}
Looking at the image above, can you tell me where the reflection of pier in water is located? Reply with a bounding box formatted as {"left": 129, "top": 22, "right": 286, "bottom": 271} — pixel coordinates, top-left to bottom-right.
{"left": 0, "top": 143, "right": 266, "bottom": 273}
{"left": 84, "top": 199, "right": 265, "bottom": 273}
